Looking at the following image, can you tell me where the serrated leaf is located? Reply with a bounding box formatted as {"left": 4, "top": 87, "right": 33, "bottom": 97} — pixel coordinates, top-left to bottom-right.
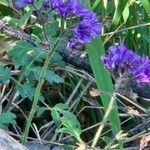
{"left": 45, "top": 70, "right": 64, "bottom": 83}
{"left": 16, "top": 8, "right": 34, "bottom": 27}
{"left": 18, "top": 83, "right": 36, "bottom": 100}
{"left": 18, "top": 83, "right": 44, "bottom": 101}
{"left": 29, "top": 66, "right": 42, "bottom": 80}
{"left": 9, "top": 41, "right": 43, "bottom": 67}
{"left": 51, "top": 52, "right": 64, "bottom": 66}
{"left": 30, "top": 66, "right": 64, "bottom": 84}
{"left": 0, "top": 65, "right": 10, "bottom": 82}
{"left": 45, "top": 21, "right": 58, "bottom": 38}
{"left": 0, "top": 111, "right": 16, "bottom": 130}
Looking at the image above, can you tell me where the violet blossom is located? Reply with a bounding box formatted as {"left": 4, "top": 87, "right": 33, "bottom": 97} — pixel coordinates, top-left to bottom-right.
{"left": 16, "top": 0, "right": 102, "bottom": 51}
{"left": 43, "top": 0, "right": 102, "bottom": 51}
{"left": 101, "top": 45, "right": 150, "bottom": 85}
{"left": 16, "top": 0, "right": 34, "bottom": 8}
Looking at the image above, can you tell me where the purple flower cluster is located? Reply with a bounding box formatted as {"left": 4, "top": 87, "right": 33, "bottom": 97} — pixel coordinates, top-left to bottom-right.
{"left": 44, "top": 0, "right": 75, "bottom": 17}
{"left": 44, "top": 0, "right": 101, "bottom": 51}
{"left": 16, "top": 0, "right": 101, "bottom": 51}
{"left": 16, "top": 0, "right": 34, "bottom": 8}
{"left": 101, "top": 45, "right": 150, "bottom": 85}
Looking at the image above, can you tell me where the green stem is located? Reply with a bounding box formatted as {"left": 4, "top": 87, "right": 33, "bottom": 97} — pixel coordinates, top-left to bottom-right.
{"left": 22, "top": 26, "right": 63, "bottom": 144}
{"left": 22, "top": 4, "right": 65, "bottom": 144}
{"left": 22, "top": 47, "right": 55, "bottom": 145}
{"left": 91, "top": 93, "right": 116, "bottom": 148}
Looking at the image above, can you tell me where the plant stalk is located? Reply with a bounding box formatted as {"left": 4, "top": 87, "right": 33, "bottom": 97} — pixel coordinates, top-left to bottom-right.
{"left": 91, "top": 93, "right": 116, "bottom": 148}
{"left": 22, "top": 47, "right": 55, "bottom": 145}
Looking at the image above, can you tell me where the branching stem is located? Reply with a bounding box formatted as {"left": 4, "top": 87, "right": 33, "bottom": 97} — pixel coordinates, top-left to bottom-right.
{"left": 22, "top": 4, "right": 63, "bottom": 145}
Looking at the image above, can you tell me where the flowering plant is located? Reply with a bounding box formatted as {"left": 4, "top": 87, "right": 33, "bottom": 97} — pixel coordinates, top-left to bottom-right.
{"left": 13, "top": 0, "right": 102, "bottom": 144}
{"left": 102, "top": 45, "right": 150, "bottom": 99}
{"left": 16, "top": 0, "right": 101, "bottom": 51}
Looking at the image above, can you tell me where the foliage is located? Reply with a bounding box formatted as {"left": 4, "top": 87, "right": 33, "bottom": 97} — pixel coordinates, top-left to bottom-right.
{"left": 52, "top": 103, "right": 82, "bottom": 142}
{"left": 0, "top": 65, "right": 10, "bottom": 82}
{"left": 87, "top": 38, "right": 121, "bottom": 139}
{"left": 0, "top": 111, "right": 16, "bottom": 130}
{"left": 0, "top": 0, "right": 149, "bottom": 149}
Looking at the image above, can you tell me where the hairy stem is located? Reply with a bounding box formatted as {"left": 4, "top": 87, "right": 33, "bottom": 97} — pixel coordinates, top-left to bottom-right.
{"left": 22, "top": 49, "right": 53, "bottom": 145}
{"left": 22, "top": 4, "right": 56, "bottom": 144}
{"left": 22, "top": 22, "right": 63, "bottom": 144}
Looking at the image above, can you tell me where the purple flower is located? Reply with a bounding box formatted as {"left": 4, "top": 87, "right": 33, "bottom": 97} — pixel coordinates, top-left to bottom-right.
{"left": 56, "top": 2, "right": 72, "bottom": 17}
{"left": 134, "top": 57, "right": 150, "bottom": 84}
{"left": 101, "top": 44, "right": 150, "bottom": 85}
{"left": 74, "top": 18, "right": 101, "bottom": 44}
{"left": 43, "top": 0, "right": 76, "bottom": 17}
{"left": 68, "top": 9, "right": 101, "bottom": 50}
{"left": 73, "top": 4, "right": 89, "bottom": 17}
{"left": 101, "top": 45, "right": 140, "bottom": 71}
{"left": 43, "top": 0, "right": 102, "bottom": 49}
{"left": 43, "top": 0, "right": 61, "bottom": 9}
{"left": 16, "top": 0, "right": 34, "bottom": 8}
{"left": 134, "top": 66, "right": 150, "bottom": 84}
{"left": 67, "top": 37, "right": 82, "bottom": 51}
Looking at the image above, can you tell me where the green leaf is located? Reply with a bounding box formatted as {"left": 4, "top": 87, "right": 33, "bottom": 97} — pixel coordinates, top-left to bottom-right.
{"left": 9, "top": 41, "right": 40, "bottom": 67}
{"left": 87, "top": 37, "right": 122, "bottom": 141}
{"left": 58, "top": 128, "right": 76, "bottom": 137}
{"left": 53, "top": 103, "right": 69, "bottom": 110}
{"left": 18, "top": 83, "right": 44, "bottom": 101}
{"left": 18, "top": 83, "right": 36, "bottom": 100}
{"left": 60, "top": 114, "right": 81, "bottom": 129}
{"left": 36, "top": 107, "right": 47, "bottom": 118}
{"left": 45, "top": 21, "right": 58, "bottom": 38}
{"left": 16, "top": 8, "right": 33, "bottom": 27}
{"left": 140, "top": 0, "right": 150, "bottom": 16}
{"left": 84, "top": 0, "right": 92, "bottom": 9}
{"left": 0, "top": 111, "right": 16, "bottom": 130}
{"left": 51, "top": 109, "right": 60, "bottom": 126}
{"left": 92, "top": 0, "right": 103, "bottom": 11}
{"left": 0, "top": 0, "right": 8, "bottom": 6}
{"left": 45, "top": 70, "right": 64, "bottom": 83}
{"left": 0, "top": 65, "right": 10, "bottom": 82}
{"left": 53, "top": 104, "right": 79, "bottom": 127}
{"left": 53, "top": 103, "right": 81, "bottom": 130}
{"left": 52, "top": 103, "right": 82, "bottom": 142}
{"left": 58, "top": 127, "right": 81, "bottom": 141}
{"left": 111, "top": 0, "right": 128, "bottom": 29}
{"left": 30, "top": 66, "right": 64, "bottom": 84}
{"left": 123, "top": 3, "right": 130, "bottom": 22}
